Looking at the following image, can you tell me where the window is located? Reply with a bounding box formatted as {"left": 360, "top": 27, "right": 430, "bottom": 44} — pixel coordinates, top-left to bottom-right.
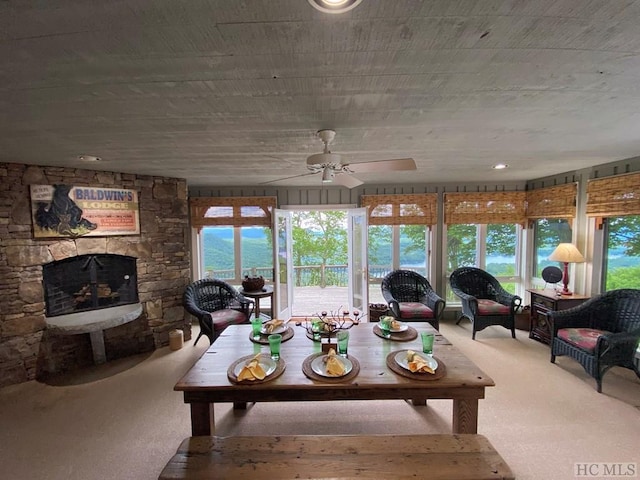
{"left": 602, "top": 215, "right": 640, "bottom": 290}
{"left": 190, "top": 196, "right": 277, "bottom": 284}
{"left": 584, "top": 172, "right": 640, "bottom": 291}
{"left": 445, "top": 223, "right": 521, "bottom": 301}
{"left": 532, "top": 218, "right": 572, "bottom": 278}
{"left": 361, "top": 194, "right": 437, "bottom": 304}
{"left": 443, "top": 191, "right": 526, "bottom": 302}
{"left": 201, "top": 226, "right": 273, "bottom": 283}
{"left": 368, "top": 224, "right": 430, "bottom": 303}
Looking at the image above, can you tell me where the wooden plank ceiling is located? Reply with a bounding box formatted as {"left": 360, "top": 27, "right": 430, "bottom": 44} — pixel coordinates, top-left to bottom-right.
{"left": 1, "top": 0, "right": 639, "bottom": 187}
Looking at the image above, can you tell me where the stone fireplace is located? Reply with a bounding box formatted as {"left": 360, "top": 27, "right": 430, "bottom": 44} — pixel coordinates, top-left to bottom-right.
{"left": 43, "top": 254, "right": 139, "bottom": 317}
{"left": 0, "top": 163, "right": 192, "bottom": 387}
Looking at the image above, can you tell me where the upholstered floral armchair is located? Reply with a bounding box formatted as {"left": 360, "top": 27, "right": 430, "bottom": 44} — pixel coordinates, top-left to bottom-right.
{"left": 183, "top": 279, "right": 254, "bottom": 345}
{"left": 381, "top": 270, "right": 445, "bottom": 330}
{"left": 449, "top": 266, "right": 522, "bottom": 340}
{"left": 549, "top": 288, "right": 640, "bottom": 393}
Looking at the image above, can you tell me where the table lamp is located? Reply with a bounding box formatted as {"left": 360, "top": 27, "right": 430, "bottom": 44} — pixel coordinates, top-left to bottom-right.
{"left": 548, "top": 243, "right": 585, "bottom": 295}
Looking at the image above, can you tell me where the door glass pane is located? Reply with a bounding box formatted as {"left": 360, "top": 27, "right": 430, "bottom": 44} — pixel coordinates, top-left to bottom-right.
{"left": 277, "top": 214, "right": 289, "bottom": 315}
{"left": 202, "top": 226, "right": 234, "bottom": 280}
{"left": 533, "top": 219, "right": 572, "bottom": 278}
{"left": 604, "top": 215, "right": 640, "bottom": 290}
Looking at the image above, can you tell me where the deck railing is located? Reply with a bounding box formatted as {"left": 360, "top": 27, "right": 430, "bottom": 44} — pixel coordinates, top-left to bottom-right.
{"left": 204, "top": 265, "right": 426, "bottom": 287}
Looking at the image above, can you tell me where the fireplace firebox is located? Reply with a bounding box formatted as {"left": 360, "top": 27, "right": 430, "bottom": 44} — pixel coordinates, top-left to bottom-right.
{"left": 43, "top": 254, "right": 138, "bottom": 317}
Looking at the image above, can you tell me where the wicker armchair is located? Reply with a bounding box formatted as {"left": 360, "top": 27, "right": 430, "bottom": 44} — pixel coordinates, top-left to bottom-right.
{"left": 449, "top": 267, "right": 522, "bottom": 340}
{"left": 549, "top": 289, "right": 640, "bottom": 393}
{"left": 381, "top": 270, "right": 445, "bottom": 330}
{"left": 183, "top": 279, "right": 254, "bottom": 345}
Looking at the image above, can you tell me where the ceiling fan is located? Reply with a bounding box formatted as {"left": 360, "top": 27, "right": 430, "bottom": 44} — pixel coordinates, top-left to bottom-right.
{"left": 262, "top": 129, "right": 417, "bottom": 189}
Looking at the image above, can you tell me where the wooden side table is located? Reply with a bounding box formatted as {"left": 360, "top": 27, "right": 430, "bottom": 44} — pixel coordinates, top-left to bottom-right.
{"left": 240, "top": 285, "right": 274, "bottom": 320}
{"left": 527, "top": 289, "right": 589, "bottom": 345}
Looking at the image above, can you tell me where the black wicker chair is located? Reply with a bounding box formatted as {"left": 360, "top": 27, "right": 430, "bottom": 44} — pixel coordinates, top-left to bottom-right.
{"left": 381, "top": 270, "right": 445, "bottom": 330}
{"left": 549, "top": 288, "right": 640, "bottom": 393}
{"left": 183, "top": 279, "right": 254, "bottom": 345}
{"left": 449, "top": 267, "right": 522, "bottom": 339}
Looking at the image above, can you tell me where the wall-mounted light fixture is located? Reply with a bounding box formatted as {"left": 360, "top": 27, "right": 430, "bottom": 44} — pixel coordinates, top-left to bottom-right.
{"left": 308, "top": 0, "right": 364, "bottom": 14}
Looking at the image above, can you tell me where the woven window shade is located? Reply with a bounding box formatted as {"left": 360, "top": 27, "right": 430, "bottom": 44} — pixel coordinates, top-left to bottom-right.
{"left": 586, "top": 172, "right": 640, "bottom": 217}
{"left": 189, "top": 196, "right": 277, "bottom": 229}
{"left": 526, "top": 183, "right": 577, "bottom": 219}
{"left": 444, "top": 192, "right": 526, "bottom": 225}
{"left": 361, "top": 194, "right": 437, "bottom": 225}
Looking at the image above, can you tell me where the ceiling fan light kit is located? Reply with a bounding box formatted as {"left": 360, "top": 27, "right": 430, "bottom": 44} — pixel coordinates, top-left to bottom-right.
{"left": 262, "top": 128, "right": 417, "bottom": 189}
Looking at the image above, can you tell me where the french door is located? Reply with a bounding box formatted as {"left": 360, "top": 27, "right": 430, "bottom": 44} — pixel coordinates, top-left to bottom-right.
{"left": 273, "top": 207, "right": 368, "bottom": 319}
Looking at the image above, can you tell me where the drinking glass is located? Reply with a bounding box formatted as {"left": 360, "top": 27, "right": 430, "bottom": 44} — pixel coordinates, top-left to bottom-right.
{"left": 251, "top": 317, "right": 263, "bottom": 340}
{"left": 379, "top": 317, "right": 392, "bottom": 338}
{"left": 268, "top": 334, "right": 282, "bottom": 360}
{"left": 336, "top": 330, "right": 349, "bottom": 357}
{"left": 312, "top": 319, "right": 323, "bottom": 341}
{"left": 421, "top": 332, "right": 434, "bottom": 356}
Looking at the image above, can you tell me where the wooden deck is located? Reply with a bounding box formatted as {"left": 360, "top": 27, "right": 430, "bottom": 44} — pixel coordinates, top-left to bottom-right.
{"left": 254, "top": 285, "right": 386, "bottom": 319}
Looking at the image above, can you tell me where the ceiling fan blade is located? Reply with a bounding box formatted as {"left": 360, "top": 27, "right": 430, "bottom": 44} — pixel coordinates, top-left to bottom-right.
{"left": 259, "top": 171, "right": 318, "bottom": 185}
{"left": 345, "top": 158, "right": 416, "bottom": 173}
{"left": 333, "top": 174, "right": 364, "bottom": 189}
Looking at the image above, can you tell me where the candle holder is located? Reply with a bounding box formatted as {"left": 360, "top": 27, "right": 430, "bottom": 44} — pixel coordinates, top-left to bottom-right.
{"left": 296, "top": 308, "right": 364, "bottom": 353}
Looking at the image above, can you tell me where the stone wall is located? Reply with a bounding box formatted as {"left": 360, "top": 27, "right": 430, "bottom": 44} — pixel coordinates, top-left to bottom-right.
{"left": 0, "top": 163, "right": 191, "bottom": 387}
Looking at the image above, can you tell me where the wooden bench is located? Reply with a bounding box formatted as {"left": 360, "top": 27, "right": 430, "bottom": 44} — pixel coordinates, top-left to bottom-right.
{"left": 158, "top": 434, "right": 515, "bottom": 480}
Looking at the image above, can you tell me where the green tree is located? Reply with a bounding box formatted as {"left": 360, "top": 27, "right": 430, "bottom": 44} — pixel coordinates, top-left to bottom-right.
{"left": 606, "top": 265, "right": 640, "bottom": 289}
{"left": 607, "top": 216, "right": 640, "bottom": 255}
{"left": 368, "top": 225, "right": 391, "bottom": 265}
{"left": 292, "top": 211, "right": 347, "bottom": 287}
{"left": 446, "top": 224, "right": 477, "bottom": 273}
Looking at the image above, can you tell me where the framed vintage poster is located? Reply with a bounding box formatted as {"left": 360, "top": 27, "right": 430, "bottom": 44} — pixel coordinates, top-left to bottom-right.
{"left": 30, "top": 185, "right": 141, "bottom": 238}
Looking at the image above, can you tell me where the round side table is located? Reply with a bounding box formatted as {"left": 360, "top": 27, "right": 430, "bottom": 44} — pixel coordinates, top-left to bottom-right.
{"left": 240, "top": 285, "right": 274, "bottom": 320}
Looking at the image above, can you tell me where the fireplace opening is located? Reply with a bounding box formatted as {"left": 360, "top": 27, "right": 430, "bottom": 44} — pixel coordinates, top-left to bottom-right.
{"left": 43, "top": 254, "right": 139, "bottom": 317}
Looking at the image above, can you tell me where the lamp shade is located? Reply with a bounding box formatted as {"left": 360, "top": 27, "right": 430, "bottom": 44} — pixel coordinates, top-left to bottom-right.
{"left": 548, "top": 243, "right": 585, "bottom": 263}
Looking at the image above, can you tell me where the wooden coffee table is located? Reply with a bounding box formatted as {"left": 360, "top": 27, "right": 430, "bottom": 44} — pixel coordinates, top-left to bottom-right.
{"left": 175, "top": 323, "right": 494, "bottom": 435}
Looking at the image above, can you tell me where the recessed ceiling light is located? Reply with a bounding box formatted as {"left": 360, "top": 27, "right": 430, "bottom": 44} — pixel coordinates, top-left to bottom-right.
{"left": 492, "top": 163, "right": 508, "bottom": 170}
{"left": 308, "top": 0, "right": 364, "bottom": 14}
{"left": 78, "top": 155, "right": 102, "bottom": 162}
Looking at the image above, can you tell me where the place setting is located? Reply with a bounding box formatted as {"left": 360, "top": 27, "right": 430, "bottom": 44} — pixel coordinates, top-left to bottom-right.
{"left": 385, "top": 332, "right": 446, "bottom": 381}
{"left": 302, "top": 331, "right": 360, "bottom": 383}
{"left": 373, "top": 315, "right": 418, "bottom": 341}
{"left": 248, "top": 318, "right": 295, "bottom": 344}
{"left": 227, "top": 352, "right": 286, "bottom": 384}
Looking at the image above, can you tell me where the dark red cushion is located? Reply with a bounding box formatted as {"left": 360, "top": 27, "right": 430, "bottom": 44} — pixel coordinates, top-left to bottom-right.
{"left": 558, "top": 328, "right": 609, "bottom": 352}
{"left": 477, "top": 299, "right": 510, "bottom": 315}
{"left": 398, "top": 302, "right": 435, "bottom": 319}
{"left": 210, "top": 309, "right": 247, "bottom": 332}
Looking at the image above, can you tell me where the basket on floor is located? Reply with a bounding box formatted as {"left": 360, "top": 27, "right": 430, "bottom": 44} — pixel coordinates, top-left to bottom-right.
{"left": 369, "top": 303, "right": 389, "bottom": 322}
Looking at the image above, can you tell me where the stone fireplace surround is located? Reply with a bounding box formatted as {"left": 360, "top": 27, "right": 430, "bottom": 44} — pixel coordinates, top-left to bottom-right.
{"left": 0, "top": 163, "right": 192, "bottom": 387}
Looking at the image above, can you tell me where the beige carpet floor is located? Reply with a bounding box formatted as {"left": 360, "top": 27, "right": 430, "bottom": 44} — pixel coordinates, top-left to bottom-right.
{"left": 1, "top": 320, "right": 639, "bottom": 480}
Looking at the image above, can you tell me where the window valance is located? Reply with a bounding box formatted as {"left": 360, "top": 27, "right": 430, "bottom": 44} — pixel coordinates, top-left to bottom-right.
{"left": 360, "top": 194, "right": 437, "bottom": 225}
{"left": 189, "top": 196, "right": 277, "bottom": 229}
{"left": 526, "top": 183, "right": 577, "bottom": 219}
{"left": 444, "top": 191, "right": 526, "bottom": 225}
{"left": 586, "top": 172, "right": 640, "bottom": 217}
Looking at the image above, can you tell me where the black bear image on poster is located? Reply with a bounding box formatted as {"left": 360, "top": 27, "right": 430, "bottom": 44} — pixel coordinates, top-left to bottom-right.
{"left": 30, "top": 184, "right": 140, "bottom": 238}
